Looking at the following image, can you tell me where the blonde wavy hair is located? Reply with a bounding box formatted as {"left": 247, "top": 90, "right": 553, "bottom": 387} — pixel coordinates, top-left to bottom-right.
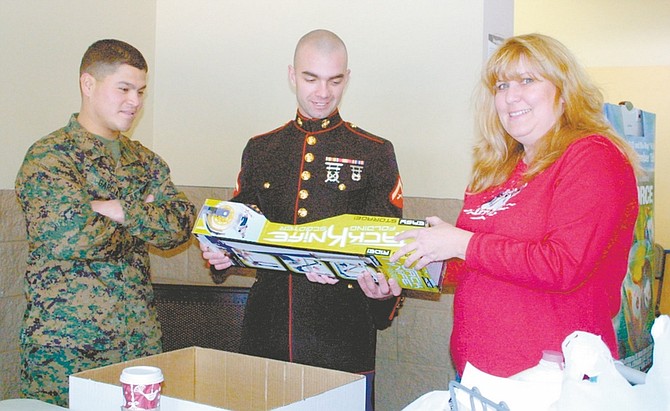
{"left": 469, "top": 33, "right": 638, "bottom": 193}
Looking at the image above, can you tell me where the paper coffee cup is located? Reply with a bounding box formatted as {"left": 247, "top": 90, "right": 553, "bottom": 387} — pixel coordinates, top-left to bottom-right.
{"left": 120, "top": 366, "right": 163, "bottom": 411}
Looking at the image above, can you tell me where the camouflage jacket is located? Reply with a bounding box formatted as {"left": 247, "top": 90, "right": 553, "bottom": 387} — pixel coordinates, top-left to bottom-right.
{"left": 15, "top": 114, "right": 195, "bottom": 351}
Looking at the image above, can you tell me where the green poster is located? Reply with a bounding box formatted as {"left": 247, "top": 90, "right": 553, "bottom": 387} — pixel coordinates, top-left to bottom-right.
{"left": 605, "top": 103, "right": 656, "bottom": 371}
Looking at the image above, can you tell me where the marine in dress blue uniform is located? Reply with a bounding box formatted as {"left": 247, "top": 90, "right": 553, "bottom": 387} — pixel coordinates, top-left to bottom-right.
{"left": 230, "top": 109, "right": 404, "bottom": 374}
{"left": 207, "top": 29, "right": 404, "bottom": 411}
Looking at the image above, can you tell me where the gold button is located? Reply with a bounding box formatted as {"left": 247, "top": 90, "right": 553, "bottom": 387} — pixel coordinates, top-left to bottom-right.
{"left": 349, "top": 123, "right": 357, "bottom": 129}
{"left": 347, "top": 283, "right": 354, "bottom": 289}
{"left": 306, "top": 136, "right": 317, "bottom": 145}
{"left": 338, "top": 183, "right": 346, "bottom": 191}
{"left": 297, "top": 118, "right": 303, "bottom": 126}
{"left": 321, "top": 119, "right": 330, "bottom": 129}
{"left": 299, "top": 189, "right": 309, "bottom": 199}
{"left": 263, "top": 182, "right": 271, "bottom": 189}
{"left": 305, "top": 153, "right": 314, "bottom": 163}
{"left": 301, "top": 171, "right": 311, "bottom": 180}
{"left": 298, "top": 208, "right": 308, "bottom": 217}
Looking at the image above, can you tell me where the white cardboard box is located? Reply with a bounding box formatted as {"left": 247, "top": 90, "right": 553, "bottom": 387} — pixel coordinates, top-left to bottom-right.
{"left": 69, "top": 347, "right": 365, "bottom": 411}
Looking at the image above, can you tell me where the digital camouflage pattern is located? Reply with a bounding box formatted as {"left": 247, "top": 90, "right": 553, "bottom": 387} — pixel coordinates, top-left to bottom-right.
{"left": 20, "top": 344, "right": 145, "bottom": 406}
{"left": 15, "top": 114, "right": 195, "bottom": 405}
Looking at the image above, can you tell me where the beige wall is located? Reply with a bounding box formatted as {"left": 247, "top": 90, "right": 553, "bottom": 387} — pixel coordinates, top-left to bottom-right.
{"left": 1, "top": 1, "right": 515, "bottom": 201}
{"left": 1, "top": 0, "right": 157, "bottom": 188}
{"left": 2, "top": 1, "right": 667, "bottom": 223}
{"left": 151, "top": 1, "right": 513, "bottom": 198}
{"left": 4, "top": 1, "right": 666, "bottom": 223}
{"left": 514, "top": 0, "right": 670, "bottom": 246}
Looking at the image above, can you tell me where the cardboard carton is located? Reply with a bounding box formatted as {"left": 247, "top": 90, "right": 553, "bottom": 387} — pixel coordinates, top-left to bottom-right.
{"left": 69, "top": 347, "right": 366, "bottom": 411}
{"left": 193, "top": 200, "right": 444, "bottom": 292}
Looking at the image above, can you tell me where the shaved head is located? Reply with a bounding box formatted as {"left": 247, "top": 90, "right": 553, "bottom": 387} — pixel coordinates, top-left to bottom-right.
{"left": 294, "top": 29, "right": 348, "bottom": 68}
{"left": 289, "top": 29, "right": 350, "bottom": 119}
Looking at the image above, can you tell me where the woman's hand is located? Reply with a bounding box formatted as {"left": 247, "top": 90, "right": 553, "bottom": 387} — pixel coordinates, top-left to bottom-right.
{"left": 390, "top": 216, "right": 474, "bottom": 269}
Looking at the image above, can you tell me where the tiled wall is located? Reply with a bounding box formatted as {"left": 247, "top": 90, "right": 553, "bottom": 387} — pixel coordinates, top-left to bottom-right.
{"left": 0, "top": 187, "right": 462, "bottom": 410}
{"left": 0, "top": 190, "right": 27, "bottom": 400}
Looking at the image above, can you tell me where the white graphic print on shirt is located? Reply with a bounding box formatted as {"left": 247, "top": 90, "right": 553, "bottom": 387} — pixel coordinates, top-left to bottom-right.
{"left": 463, "top": 185, "right": 526, "bottom": 220}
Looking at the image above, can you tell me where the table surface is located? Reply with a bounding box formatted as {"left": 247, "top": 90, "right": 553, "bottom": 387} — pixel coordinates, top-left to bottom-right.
{"left": 0, "top": 399, "right": 68, "bottom": 410}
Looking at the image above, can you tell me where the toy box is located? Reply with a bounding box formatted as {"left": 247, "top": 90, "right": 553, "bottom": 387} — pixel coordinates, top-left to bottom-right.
{"left": 193, "top": 200, "right": 444, "bottom": 293}
{"left": 69, "top": 347, "right": 365, "bottom": 411}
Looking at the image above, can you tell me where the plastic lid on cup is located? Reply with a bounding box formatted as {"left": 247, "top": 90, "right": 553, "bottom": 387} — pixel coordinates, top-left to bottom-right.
{"left": 120, "top": 366, "right": 164, "bottom": 385}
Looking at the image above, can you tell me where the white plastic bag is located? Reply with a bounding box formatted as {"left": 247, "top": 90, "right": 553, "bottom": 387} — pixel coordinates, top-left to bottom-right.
{"left": 630, "top": 315, "right": 670, "bottom": 410}
{"left": 403, "top": 315, "right": 670, "bottom": 411}
{"left": 551, "top": 331, "right": 636, "bottom": 410}
{"left": 552, "top": 315, "right": 670, "bottom": 411}
{"left": 401, "top": 390, "right": 451, "bottom": 411}
{"left": 458, "top": 362, "right": 560, "bottom": 411}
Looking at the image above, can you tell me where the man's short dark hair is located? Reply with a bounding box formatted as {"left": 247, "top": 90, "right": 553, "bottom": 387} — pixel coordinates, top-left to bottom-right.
{"left": 80, "top": 39, "right": 147, "bottom": 79}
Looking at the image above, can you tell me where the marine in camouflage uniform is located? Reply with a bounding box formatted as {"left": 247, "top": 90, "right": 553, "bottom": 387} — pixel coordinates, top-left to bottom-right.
{"left": 15, "top": 40, "right": 195, "bottom": 407}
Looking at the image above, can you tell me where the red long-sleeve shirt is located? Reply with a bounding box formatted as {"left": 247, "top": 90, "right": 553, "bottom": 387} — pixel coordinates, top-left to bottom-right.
{"left": 449, "top": 135, "right": 639, "bottom": 377}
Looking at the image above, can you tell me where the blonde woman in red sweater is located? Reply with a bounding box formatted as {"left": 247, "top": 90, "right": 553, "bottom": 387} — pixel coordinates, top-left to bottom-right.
{"left": 392, "top": 33, "right": 639, "bottom": 377}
